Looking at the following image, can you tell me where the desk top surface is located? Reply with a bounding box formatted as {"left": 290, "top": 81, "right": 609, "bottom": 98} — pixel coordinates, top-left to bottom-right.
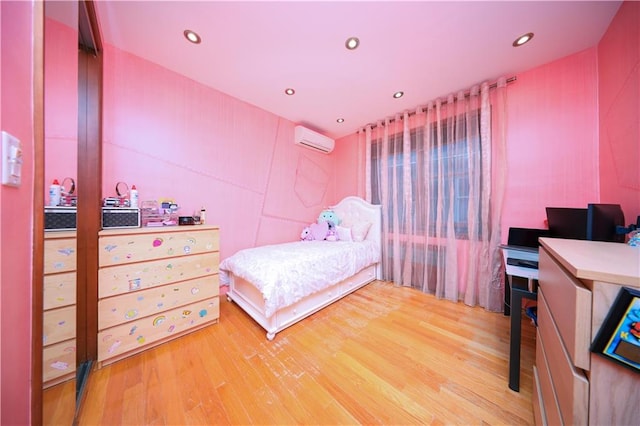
{"left": 539, "top": 238, "right": 640, "bottom": 287}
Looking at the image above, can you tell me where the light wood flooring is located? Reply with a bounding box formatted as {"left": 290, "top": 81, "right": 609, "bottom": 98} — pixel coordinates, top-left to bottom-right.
{"left": 48, "top": 281, "right": 536, "bottom": 425}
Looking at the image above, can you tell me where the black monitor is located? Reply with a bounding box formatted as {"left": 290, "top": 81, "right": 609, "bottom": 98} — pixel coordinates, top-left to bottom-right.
{"left": 586, "top": 203, "right": 625, "bottom": 243}
{"left": 545, "top": 207, "right": 588, "bottom": 240}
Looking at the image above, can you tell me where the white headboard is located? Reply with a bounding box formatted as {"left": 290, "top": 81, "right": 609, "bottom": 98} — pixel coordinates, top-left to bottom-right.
{"left": 331, "top": 196, "right": 382, "bottom": 278}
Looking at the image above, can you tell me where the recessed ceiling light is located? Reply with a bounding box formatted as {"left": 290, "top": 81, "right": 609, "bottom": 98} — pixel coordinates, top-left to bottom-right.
{"left": 345, "top": 37, "right": 360, "bottom": 50}
{"left": 393, "top": 91, "right": 404, "bottom": 99}
{"left": 337, "top": 118, "right": 345, "bottom": 123}
{"left": 285, "top": 88, "right": 295, "bottom": 96}
{"left": 512, "top": 32, "right": 534, "bottom": 47}
{"left": 184, "top": 29, "right": 201, "bottom": 44}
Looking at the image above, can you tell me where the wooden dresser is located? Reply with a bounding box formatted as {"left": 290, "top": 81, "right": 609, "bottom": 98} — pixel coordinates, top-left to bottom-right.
{"left": 97, "top": 225, "right": 220, "bottom": 367}
{"left": 534, "top": 238, "right": 640, "bottom": 425}
{"left": 43, "top": 231, "right": 77, "bottom": 388}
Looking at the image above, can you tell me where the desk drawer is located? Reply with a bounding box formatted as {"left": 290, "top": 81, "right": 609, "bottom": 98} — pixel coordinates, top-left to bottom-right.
{"left": 538, "top": 288, "right": 589, "bottom": 426}
{"left": 538, "top": 247, "right": 591, "bottom": 370}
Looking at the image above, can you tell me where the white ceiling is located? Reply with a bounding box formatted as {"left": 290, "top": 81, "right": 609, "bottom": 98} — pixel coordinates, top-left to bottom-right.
{"left": 92, "top": 1, "right": 622, "bottom": 140}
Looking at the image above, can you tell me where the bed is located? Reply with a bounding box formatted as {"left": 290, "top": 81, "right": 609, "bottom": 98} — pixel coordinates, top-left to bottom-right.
{"left": 220, "top": 196, "right": 382, "bottom": 340}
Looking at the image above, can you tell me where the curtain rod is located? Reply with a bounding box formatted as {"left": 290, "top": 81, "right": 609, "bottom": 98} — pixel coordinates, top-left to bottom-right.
{"left": 361, "top": 76, "right": 517, "bottom": 131}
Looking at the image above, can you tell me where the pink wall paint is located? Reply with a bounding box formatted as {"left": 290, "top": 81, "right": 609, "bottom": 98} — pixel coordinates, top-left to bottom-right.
{"left": 502, "top": 48, "right": 600, "bottom": 235}
{"left": 44, "top": 16, "right": 78, "bottom": 200}
{"left": 332, "top": 132, "right": 362, "bottom": 201}
{"left": 102, "top": 44, "right": 337, "bottom": 259}
{"left": 0, "top": 1, "right": 36, "bottom": 424}
{"left": 598, "top": 0, "right": 640, "bottom": 225}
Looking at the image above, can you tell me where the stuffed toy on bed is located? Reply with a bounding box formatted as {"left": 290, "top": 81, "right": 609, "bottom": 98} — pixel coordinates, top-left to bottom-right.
{"left": 300, "top": 226, "right": 314, "bottom": 241}
{"left": 318, "top": 209, "right": 341, "bottom": 228}
{"left": 300, "top": 209, "right": 342, "bottom": 242}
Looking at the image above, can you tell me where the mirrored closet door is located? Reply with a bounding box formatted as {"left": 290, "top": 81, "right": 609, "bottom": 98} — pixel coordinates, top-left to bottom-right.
{"left": 42, "top": 1, "right": 79, "bottom": 424}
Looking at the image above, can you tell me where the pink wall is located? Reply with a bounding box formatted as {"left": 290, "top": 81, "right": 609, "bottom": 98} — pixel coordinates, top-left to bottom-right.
{"left": 44, "top": 16, "right": 78, "bottom": 198}
{"left": 0, "top": 1, "right": 36, "bottom": 424}
{"left": 598, "top": 0, "right": 640, "bottom": 224}
{"left": 502, "top": 48, "right": 600, "bottom": 234}
{"left": 102, "top": 44, "right": 337, "bottom": 258}
{"left": 332, "top": 132, "right": 362, "bottom": 201}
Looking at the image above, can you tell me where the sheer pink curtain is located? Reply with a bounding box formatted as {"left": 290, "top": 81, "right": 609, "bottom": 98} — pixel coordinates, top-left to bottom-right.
{"left": 365, "top": 79, "right": 508, "bottom": 310}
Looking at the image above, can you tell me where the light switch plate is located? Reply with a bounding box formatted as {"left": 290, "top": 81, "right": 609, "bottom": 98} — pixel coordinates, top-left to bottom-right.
{"left": 2, "top": 131, "right": 22, "bottom": 187}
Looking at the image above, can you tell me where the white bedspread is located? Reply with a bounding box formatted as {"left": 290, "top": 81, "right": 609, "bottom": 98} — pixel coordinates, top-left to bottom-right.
{"left": 219, "top": 240, "right": 380, "bottom": 318}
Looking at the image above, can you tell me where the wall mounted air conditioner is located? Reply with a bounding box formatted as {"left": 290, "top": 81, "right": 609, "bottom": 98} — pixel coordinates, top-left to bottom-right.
{"left": 294, "top": 125, "right": 335, "bottom": 154}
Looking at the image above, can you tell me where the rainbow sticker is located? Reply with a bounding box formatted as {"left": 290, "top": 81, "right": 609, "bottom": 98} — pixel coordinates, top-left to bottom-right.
{"left": 152, "top": 315, "right": 166, "bottom": 327}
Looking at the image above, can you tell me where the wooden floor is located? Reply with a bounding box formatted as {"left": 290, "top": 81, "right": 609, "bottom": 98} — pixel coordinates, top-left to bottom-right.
{"left": 52, "top": 281, "right": 536, "bottom": 425}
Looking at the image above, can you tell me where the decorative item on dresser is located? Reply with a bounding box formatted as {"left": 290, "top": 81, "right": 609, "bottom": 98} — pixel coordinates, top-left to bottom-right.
{"left": 534, "top": 238, "right": 640, "bottom": 426}
{"left": 43, "top": 231, "right": 77, "bottom": 388}
{"left": 97, "top": 225, "right": 220, "bottom": 367}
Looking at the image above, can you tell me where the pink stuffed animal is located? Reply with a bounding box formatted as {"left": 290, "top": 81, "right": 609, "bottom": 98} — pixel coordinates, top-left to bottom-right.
{"left": 300, "top": 226, "right": 313, "bottom": 241}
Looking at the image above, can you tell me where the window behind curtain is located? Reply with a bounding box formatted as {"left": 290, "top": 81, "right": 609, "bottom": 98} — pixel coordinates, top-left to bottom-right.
{"left": 370, "top": 111, "right": 482, "bottom": 240}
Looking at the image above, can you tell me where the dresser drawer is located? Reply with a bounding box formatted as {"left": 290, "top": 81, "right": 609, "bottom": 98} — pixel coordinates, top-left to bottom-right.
{"left": 44, "top": 238, "right": 76, "bottom": 274}
{"left": 99, "top": 252, "right": 219, "bottom": 298}
{"left": 538, "top": 288, "right": 589, "bottom": 426}
{"left": 98, "top": 297, "right": 219, "bottom": 362}
{"left": 535, "top": 329, "right": 562, "bottom": 426}
{"left": 44, "top": 272, "right": 76, "bottom": 310}
{"left": 538, "top": 247, "right": 592, "bottom": 370}
{"left": 99, "top": 228, "right": 219, "bottom": 267}
{"left": 98, "top": 275, "right": 219, "bottom": 330}
{"left": 43, "top": 306, "right": 76, "bottom": 346}
{"left": 43, "top": 339, "right": 76, "bottom": 384}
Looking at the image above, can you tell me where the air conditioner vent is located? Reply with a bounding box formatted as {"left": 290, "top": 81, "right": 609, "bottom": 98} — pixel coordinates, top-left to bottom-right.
{"left": 294, "top": 126, "right": 334, "bottom": 154}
